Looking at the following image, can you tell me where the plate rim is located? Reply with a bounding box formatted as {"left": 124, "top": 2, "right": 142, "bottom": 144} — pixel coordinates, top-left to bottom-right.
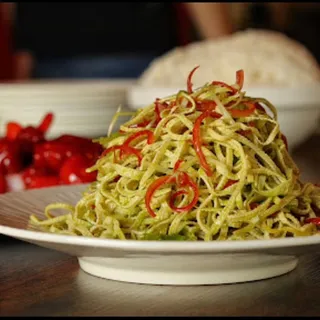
{"left": 1, "top": 224, "right": 320, "bottom": 254}
{"left": 1, "top": 184, "right": 320, "bottom": 253}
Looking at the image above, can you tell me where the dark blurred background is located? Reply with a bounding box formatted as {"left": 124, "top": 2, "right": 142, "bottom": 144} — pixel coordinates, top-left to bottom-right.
{"left": 0, "top": 2, "right": 319, "bottom": 81}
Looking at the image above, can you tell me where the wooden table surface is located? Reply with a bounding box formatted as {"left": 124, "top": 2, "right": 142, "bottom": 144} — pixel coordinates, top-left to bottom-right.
{"left": 1, "top": 134, "right": 320, "bottom": 317}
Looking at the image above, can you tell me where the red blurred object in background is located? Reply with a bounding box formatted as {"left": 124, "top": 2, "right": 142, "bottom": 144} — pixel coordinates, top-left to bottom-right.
{"left": 174, "top": 3, "right": 192, "bottom": 46}
{"left": 0, "top": 3, "right": 14, "bottom": 81}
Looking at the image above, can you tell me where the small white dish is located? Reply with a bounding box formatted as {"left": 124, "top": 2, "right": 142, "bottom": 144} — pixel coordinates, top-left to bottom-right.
{"left": 0, "top": 185, "right": 319, "bottom": 286}
{"left": 0, "top": 79, "right": 136, "bottom": 139}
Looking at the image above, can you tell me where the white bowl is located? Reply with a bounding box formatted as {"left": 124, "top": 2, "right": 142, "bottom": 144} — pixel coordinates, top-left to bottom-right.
{"left": 1, "top": 184, "right": 320, "bottom": 286}
{"left": 128, "top": 84, "right": 320, "bottom": 150}
{"left": 0, "top": 79, "right": 136, "bottom": 139}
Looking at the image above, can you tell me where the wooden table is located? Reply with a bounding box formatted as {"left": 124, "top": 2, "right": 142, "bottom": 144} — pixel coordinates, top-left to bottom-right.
{"left": 1, "top": 134, "right": 320, "bottom": 317}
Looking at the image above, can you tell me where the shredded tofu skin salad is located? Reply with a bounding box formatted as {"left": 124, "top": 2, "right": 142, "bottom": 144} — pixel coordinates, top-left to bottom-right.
{"left": 30, "top": 68, "right": 320, "bottom": 241}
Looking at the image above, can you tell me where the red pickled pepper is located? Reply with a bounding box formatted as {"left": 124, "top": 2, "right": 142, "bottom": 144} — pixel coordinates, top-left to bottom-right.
{"left": 59, "top": 154, "right": 97, "bottom": 185}
{"left": 192, "top": 111, "right": 222, "bottom": 177}
{"left": 38, "top": 112, "right": 54, "bottom": 133}
{"left": 0, "top": 112, "right": 103, "bottom": 190}
{"left": 196, "top": 100, "right": 217, "bottom": 112}
{"left": 129, "top": 119, "right": 152, "bottom": 129}
{"left": 236, "top": 69, "right": 244, "bottom": 90}
{"left": 6, "top": 122, "right": 22, "bottom": 141}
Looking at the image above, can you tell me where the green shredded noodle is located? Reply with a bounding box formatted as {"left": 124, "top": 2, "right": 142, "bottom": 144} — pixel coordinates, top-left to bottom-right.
{"left": 29, "top": 71, "right": 320, "bottom": 241}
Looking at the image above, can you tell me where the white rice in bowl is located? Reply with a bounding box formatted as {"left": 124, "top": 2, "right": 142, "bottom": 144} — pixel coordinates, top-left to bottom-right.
{"left": 139, "top": 29, "right": 320, "bottom": 88}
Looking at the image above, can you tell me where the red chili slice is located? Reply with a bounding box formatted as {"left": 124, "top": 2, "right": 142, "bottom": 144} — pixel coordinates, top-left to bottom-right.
{"left": 255, "top": 102, "right": 266, "bottom": 113}
{"left": 228, "top": 101, "right": 256, "bottom": 118}
{"left": 223, "top": 180, "right": 238, "bottom": 189}
{"left": 123, "top": 130, "right": 155, "bottom": 147}
{"left": 174, "top": 159, "right": 184, "bottom": 172}
{"left": 129, "top": 119, "right": 152, "bottom": 128}
{"left": 236, "top": 69, "right": 244, "bottom": 90}
{"left": 250, "top": 203, "right": 259, "bottom": 210}
{"left": 187, "top": 65, "right": 200, "bottom": 94}
{"left": 281, "top": 133, "right": 288, "bottom": 151}
{"left": 238, "top": 122, "right": 255, "bottom": 136}
{"left": 145, "top": 172, "right": 199, "bottom": 217}
{"left": 169, "top": 172, "right": 199, "bottom": 213}
{"left": 196, "top": 100, "right": 217, "bottom": 112}
{"left": 193, "top": 111, "right": 222, "bottom": 177}
{"left": 211, "top": 81, "right": 237, "bottom": 94}
{"left": 145, "top": 175, "right": 176, "bottom": 217}
{"left": 154, "top": 99, "right": 171, "bottom": 125}
{"left": 100, "top": 145, "right": 142, "bottom": 165}
{"left": 305, "top": 217, "right": 320, "bottom": 226}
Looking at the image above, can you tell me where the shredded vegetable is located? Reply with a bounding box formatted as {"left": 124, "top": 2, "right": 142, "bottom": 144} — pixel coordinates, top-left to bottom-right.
{"left": 29, "top": 68, "right": 320, "bottom": 241}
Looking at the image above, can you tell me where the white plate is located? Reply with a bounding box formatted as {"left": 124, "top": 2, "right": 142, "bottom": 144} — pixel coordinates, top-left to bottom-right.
{"left": 0, "top": 185, "right": 320, "bottom": 286}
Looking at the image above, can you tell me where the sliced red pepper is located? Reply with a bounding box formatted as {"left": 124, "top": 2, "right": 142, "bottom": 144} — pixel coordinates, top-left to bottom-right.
{"left": 239, "top": 130, "right": 252, "bottom": 137}
{"left": 174, "top": 159, "right": 184, "bottom": 172}
{"left": 169, "top": 190, "right": 188, "bottom": 209}
{"left": 196, "top": 100, "right": 217, "bottom": 112}
{"left": 169, "top": 172, "right": 199, "bottom": 213}
{"left": 193, "top": 111, "right": 222, "bottom": 177}
{"left": 145, "top": 172, "right": 199, "bottom": 217}
{"left": 223, "top": 180, "right": 237, "bottom": 189}
{"left": 281, "top": 133, "right": 288, "bottom": 151}
{"left": 255, "top": 102, "right": 266, "bottom": 113}
{"left": 154, "top": 99, "right": 171, "bottom": 125}
{"left": 238, "top": 122, "right": 255, "bottom": 136}
{"left": 250, "top": 203, "right": 259, "bottom": 210}
{"left": 6, "top": 122, "right": 22, "bottom": 141}
{"left": 305, "top": 217, "right": 320, "bottom": 226}
{"left": 187, "top": 65, "right": 200, "bottom": 94}
{"left": 123, "top": 130, "right": 155, "bottom": 147}
{"left": 38, "top": 112, "right": 54, "bottom": 133}
{"left": 145, "top": 175, "right": 176, "bottom": 217}
{"left": 236, "top": 69, "right": 244, "bottom": 90}
{"left": 228, "top": 101, "right": 256, "bottom": 118}
{"left": 100, "top": 145, "right": 142, "bottom": 165}
{"left": 129, "top": 119, "right": 152, "bottom": 128}
{"left": 211, "top": 81, "right": 237, "bottom": 94}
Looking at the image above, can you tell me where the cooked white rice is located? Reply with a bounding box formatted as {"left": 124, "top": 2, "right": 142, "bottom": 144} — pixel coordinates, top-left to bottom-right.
{"left": 139, "top": 29, "right": 320, "bottom": 88}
